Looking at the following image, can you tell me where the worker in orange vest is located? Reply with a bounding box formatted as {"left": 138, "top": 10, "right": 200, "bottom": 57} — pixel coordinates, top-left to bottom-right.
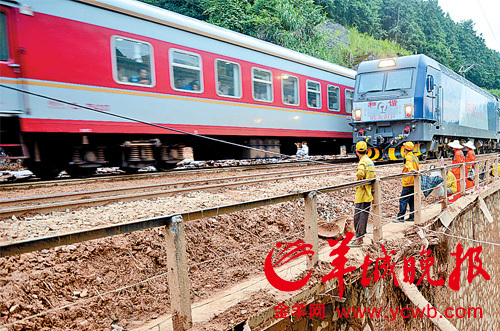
{"left": 448, "top": 140, "right": 464, "bottom": 202}
{"left": 464, "top": 141, "right": 476, "bottom": 190}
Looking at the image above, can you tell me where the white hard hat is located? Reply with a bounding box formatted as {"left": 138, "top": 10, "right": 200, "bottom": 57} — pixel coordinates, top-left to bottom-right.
{"left": 464, "top": 141, "right": 476, "bottom": 150}
{"left": 447, "top": 140, "right": 463, "bottom": 149}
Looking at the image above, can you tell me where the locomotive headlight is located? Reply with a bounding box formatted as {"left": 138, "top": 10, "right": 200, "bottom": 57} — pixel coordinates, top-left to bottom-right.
{"left": 405, "top": 105, "right": 413, "bottom": 118}
{"left": 378, "top": 59, "right": 396, "bottom": 68}
{"left": 354, "top": 109, "right": 362, "bottom": 121}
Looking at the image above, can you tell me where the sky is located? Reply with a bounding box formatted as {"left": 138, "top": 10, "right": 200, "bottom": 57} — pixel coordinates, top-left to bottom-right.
{"left": 438, "top": 0, "right": 500, "bottom": 53}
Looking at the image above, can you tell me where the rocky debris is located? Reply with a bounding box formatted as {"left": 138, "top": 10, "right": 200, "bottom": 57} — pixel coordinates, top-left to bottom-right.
{"left": 175, "top": 154, "right": 351, "bottom": 170}
{"left": 318, "top": 20, "right": 349, "bottom": 49}
{"left": 96, "top": 167, "right": 125, "bottom": 175}
{"left": 0, "top": 170, "right": 34, "bottom": 182}
{"left": 0, "top": 201, "right": 311, "bottom": 330}
{"left": 0, "top": 160, "right": 466, "bottom": 330}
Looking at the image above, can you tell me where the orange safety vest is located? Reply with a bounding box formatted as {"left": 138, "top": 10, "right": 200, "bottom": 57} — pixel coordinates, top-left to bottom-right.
{"left": 465, "top": 149, "right": 476, "bottom": 189}
{"left": 450, "top": 149, "right": 465, "bottom": 201}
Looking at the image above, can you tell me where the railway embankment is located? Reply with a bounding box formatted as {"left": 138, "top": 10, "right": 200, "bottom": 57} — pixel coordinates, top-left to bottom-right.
{"left": 182, "top": 182, "right": 500, "bottom": 331}
{"left": 0, "top": 157, "right": 498, "bottom": 331}
{"left": 132, "top": 180, "right": 500, "bottom": 331}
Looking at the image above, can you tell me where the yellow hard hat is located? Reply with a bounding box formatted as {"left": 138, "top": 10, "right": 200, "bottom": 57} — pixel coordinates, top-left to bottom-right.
{"left": 404, "top": 141, "right": 414, "bottom": 150}
{"left": 356, "top": 141, "right": 367, "bottom": 152}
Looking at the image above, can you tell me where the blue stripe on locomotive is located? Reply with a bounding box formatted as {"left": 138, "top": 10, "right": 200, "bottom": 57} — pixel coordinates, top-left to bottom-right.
{"left": 410, "top": 55, "right": 497, "bottom": 138}
{"left": 413, "top": 60, "right": 428, "bottom": 119}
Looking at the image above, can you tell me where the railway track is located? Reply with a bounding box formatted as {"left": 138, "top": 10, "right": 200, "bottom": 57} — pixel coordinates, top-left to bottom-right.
{"left": 0, "top": 156, "right": 356, "bottom": 190}
{"left": 1, "top": 154, "right": 495, "bottom": 220}
{"left": 0, "top": 164, "right": 357, "bottom": 219}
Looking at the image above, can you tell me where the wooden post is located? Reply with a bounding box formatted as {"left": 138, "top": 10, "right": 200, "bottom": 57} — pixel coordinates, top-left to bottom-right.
{"left": 372, "top": 179, "right": 383, "bottom": 242}
{"left": 414, "top": 173, "right": 422, "bottom": 224}
{"left": 473, "top": 161, "right": 479, "bottom": 190}
{"left": 460, "top": 163, "right": 466, "bottom": 196}
{"left": 486, "top": 159, "right": 491, "bottom": 182}
{"left": 165, "top": 215, "right": 192, "bottom": 331}
{"left": 493, "top": 155, "right": 500, "bottom": 178}
{"left": 304, "top": 191, "right": 318, "bottom": 269}
{"left": 440, "top": 167, "right": 448, "bottom": 210}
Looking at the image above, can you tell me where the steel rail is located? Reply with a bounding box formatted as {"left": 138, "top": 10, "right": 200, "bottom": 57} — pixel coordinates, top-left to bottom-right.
{"left": 0, "top": 165, "right": 354, "bottom": 218}
{"left": 0, "top": 165, "right": 341, "bottom": 207}
{"left": 0, "top": 178, "right": 376, "bottom": 257}
{"left": 1, "top": 154, "right": 498, "bottom": 257}
{"left": 0, "top": 157, "right": 356, "bottom": 190}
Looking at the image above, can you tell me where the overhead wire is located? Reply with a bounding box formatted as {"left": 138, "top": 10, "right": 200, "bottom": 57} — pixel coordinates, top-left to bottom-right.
{"left": 475, "top": 0, "right": 500, "bottom": 51}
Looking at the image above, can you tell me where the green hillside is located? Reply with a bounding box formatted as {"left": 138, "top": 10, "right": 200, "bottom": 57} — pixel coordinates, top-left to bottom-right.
{"left": 141, "top": 0, "right": 500, "bottom": 91}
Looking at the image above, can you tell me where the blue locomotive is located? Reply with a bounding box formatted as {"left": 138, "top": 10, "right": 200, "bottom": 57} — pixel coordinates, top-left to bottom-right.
{"left": 351, "top": 55, "right": 500, "bottom": 160}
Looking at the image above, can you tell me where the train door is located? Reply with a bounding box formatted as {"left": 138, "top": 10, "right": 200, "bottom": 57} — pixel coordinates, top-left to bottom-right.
{"left": 0, "top": 3, "right": 30, "bottom": 163}
{"left": 0, "top": 3, "right": 24, "bottom": 114}
{"left": 425, "top": 66, "right": 441, "bottom": 126}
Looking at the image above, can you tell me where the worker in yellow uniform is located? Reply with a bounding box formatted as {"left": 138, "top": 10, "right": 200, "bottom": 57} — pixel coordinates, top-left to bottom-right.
{"left": 348, "top": 141, "right": 376, "bottom": 247}
{"left": 394, "top": 141, "right": 419, "bottom": 222}
{"left": 446, "top": 170, "right": 457, "bottom": 196}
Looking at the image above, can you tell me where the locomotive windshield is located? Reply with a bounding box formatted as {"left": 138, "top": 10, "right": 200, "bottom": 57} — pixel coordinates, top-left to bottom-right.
{"left": 386, "top": 69, "right": 413, "bottom": 90}
{"left": 357, "top": 68, "right": 414, "bottom": 95}
{"left": 358, "top": 72, "right": 384, "bottom": 93}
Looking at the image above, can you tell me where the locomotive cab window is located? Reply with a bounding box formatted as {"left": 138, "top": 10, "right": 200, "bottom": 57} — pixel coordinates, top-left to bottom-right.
{"left": 345, "top": 89, "right": 354, "bottom": 113}
{"left": 252, "top": 68, "right": 273, "bottom": 102}
{"left": 307, "top": 80, "right": 321, "bottom": 109}
{"left": 386, "top": 69, "right": 413, "bottom": 90}
{"left": 327, "top": 85, "right": 340, "bottom": 111}
{"left": 0, "top": 12, "right": 8, "bottom": 61}
{"left": 113, "top": 36, "right": 153, "bottom": 86}
{"left": 358, "top": 72, "right": 384, "bottom": 93}
{"left": 171, "top": 49, "right": 203, "bottom": 92}
{"left": 282, "top": 74, "right": 299, "bottom": 105}
{"left": 216, "top": 59, "right": 241, "bottom": 98}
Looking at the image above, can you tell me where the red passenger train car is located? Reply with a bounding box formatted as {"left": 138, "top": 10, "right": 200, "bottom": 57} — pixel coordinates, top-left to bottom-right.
{"left": 0, "top": 0, "right": 356, "bottom": 177}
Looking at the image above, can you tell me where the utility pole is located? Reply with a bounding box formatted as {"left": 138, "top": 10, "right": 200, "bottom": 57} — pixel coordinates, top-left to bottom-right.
{"left": 458, "top": 63, "right": 480, "bottom": 75}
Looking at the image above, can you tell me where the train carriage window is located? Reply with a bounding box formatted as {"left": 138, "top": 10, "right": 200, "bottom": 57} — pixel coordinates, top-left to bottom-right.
{"left": 171, "top": 49, "right": 203, "bottom": 93}
{"left": 282, "top": 74, "right": 299, "bottom": 105}
{"left": 252, "top": 68, "right": 273, "bottom": 102}
{"left": 113, "top": 36, "right": 153, "bottom": 87}
{"left": 307, "top": 80, "right": 321, "bottom": 109}
{"left": 345, "top": 89, "right": 354, "bottom": 113}
{"left": 327, "top": 85, "right": 340, "bottom": 111}
{"left": 0, "top": 12, "right": 9, "bottom": 61}
{"left": 216, "top": 59, "right": 241, "bottom": 98}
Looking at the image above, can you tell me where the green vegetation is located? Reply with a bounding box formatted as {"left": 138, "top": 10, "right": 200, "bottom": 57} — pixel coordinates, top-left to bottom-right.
{"left": 488, "top": 89, "right": 500, "bottom": 98}
{"left": 140, "top": 0, "right": 500, "bottom": 91}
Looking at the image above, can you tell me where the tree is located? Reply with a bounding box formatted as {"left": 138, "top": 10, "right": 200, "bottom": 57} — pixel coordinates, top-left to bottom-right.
{"left": 140, "top": 0, "right": 208, "bottom": 20}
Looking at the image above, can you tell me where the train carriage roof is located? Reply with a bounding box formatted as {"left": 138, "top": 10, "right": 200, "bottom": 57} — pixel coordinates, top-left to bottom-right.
{"left": 64, "top": 0, "right": 356, "bottom": 79}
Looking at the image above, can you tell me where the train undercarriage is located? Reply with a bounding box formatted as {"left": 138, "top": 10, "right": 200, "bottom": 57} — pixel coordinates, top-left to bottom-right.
{"left": 1, "top": 116, "right": 350, "bottom": 178}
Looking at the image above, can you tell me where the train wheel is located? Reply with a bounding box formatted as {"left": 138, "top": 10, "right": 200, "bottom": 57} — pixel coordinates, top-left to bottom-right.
{"left": 438, "top": 148, "right": 450, "bottom": 159}
{"left": 28, "top": 163, "right": 61, "bottom": 179}
{"left": 419, "top": 152, "right": 429, "bottom": 161}
{"left": 156, "top": 161, "right": 177, "bottom": 172}
{"left": 66, "top": 167, "right": 97, "bottom": 178}
{"left": 122, "top": 167, "right": 141, "bottom": 174}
